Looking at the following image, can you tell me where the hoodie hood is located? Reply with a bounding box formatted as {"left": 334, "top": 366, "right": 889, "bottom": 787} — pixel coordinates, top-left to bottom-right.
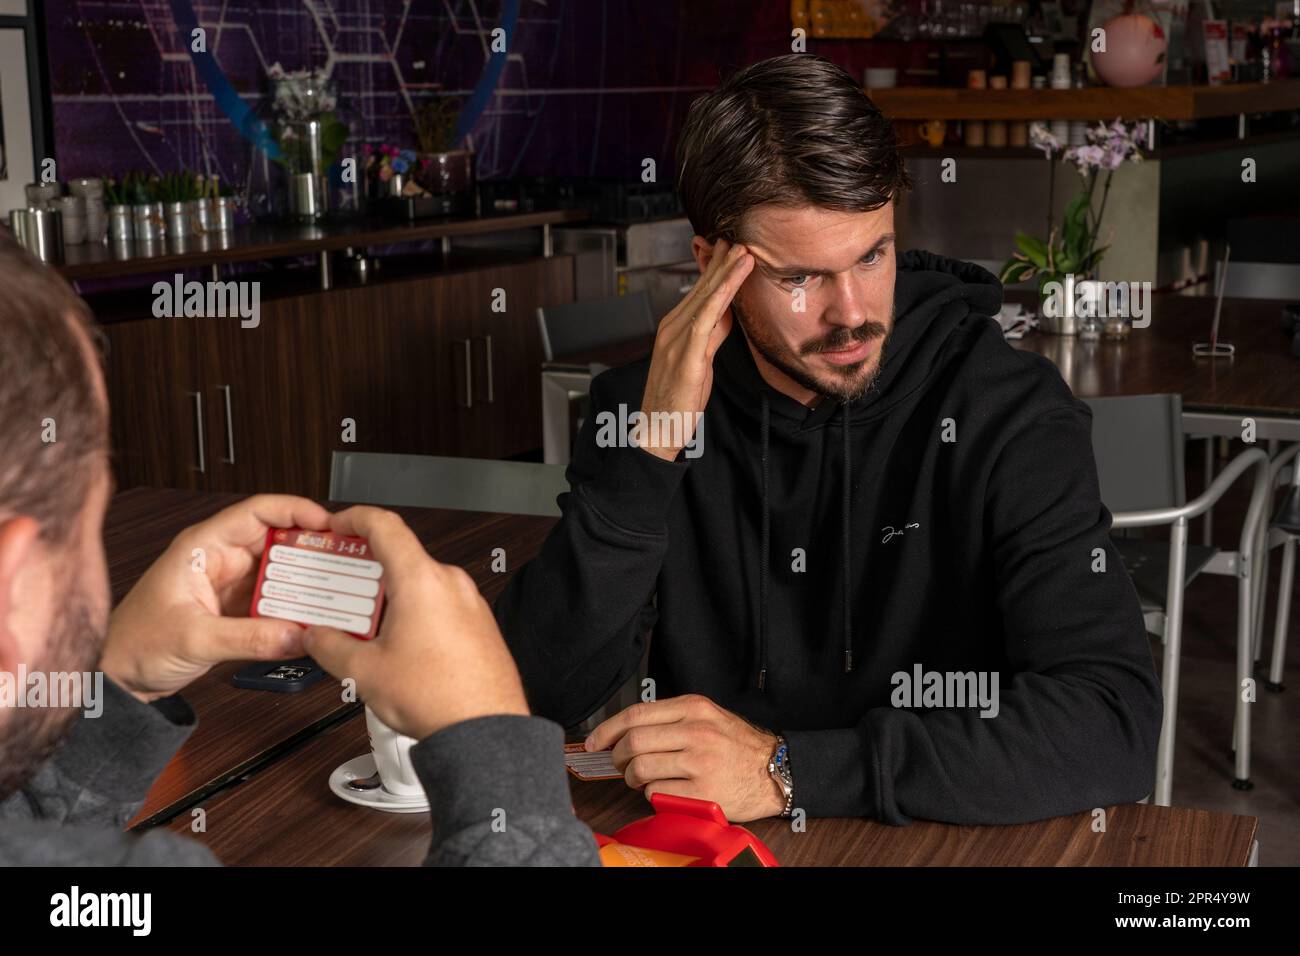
{"left": 710, "top": 249, "right": 1004, "bottom": 688}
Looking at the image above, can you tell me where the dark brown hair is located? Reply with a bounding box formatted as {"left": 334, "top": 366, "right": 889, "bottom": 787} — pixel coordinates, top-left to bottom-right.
{"left": 0, "top": 227, "right": 108, "bottom": 543}
{"left": 675, "top": 54, "right": 910, "bottom": 242}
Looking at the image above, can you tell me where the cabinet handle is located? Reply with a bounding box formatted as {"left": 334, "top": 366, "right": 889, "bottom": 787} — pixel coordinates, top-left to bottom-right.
{"left": 189, "top": 391, "right": 206, "bottom": 474}
{"left": 456, "top": 339, "right": 473, "bottom": 408}
{"left": 218, "top": 385, "right": 236, "bottom": 464}
{"left": 476, "top": 334, "right": 495, "bottom": 403}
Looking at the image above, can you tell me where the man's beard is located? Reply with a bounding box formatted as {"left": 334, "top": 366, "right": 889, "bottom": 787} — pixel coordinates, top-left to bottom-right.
{"left": 731, "top": 296, "right": 893, "bottom": 403}
{"left": 0, "top": 578, "right": 106, "bottom": 801}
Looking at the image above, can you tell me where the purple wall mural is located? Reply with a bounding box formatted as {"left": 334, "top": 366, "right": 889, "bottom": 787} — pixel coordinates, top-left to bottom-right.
{"left": 42, "top": 0, "right": 810, "bottom": 202}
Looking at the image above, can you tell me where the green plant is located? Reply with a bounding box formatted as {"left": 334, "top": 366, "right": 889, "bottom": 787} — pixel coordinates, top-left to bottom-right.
{"left": 1001, "top": 120, "right": 1142, "bottom": 291}
{"left": 1002, "top": 192, "right": 1107, "bottom": 293}
{"left": 414, "top": 97, "right": 462, "bottom": 154}
{"left": 104, "top": 177, "right": 125, "bottom": 206}
{"left": 134, "top": 174, "right": 161, "bottom": 205}
{"left": 154, "top": 171, "right": 205, "bottom": 203}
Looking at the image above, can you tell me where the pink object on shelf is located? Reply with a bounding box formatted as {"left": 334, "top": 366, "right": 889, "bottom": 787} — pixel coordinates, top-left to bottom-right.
{"left": 1091, "top": 13, "right": 1168, "bottom": 87}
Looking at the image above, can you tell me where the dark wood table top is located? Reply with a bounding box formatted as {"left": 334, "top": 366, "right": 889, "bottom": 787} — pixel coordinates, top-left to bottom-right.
{"left": 1009, "top": 293, "right": 1300, "bottom": 418}
{"left": 165, "top": 708, "right": 1258, "bottom": 866}
{"left": 107, "top": 487, "right": 555, "bottom": 825}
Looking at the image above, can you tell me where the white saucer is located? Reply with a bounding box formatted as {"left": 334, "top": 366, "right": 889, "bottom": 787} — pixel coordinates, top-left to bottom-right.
{"left": 329, "top": 753, "right": 429, "bottom": 813}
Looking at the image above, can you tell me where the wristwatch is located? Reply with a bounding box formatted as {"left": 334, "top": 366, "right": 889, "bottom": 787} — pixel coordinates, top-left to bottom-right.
{"left": 768, "top": 735, "right": 794, "bottom": 818}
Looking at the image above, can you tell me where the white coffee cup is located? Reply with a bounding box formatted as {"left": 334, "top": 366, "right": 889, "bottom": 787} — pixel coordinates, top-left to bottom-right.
{"left": 364, "top": 706, "right": 424, "bottom": 798}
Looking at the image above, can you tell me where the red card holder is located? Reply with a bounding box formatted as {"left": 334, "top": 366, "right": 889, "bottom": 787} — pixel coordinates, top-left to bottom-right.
{"left": 249, "top": 527, "right": 386, "bottom": 639}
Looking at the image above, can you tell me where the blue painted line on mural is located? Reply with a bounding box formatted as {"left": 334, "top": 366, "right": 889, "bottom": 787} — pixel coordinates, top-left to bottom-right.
{"left": 168, "top": 0, "right": 282, "bottom": 159}
{"left": 453, "top": 0, "right": 519, "bottom": 148}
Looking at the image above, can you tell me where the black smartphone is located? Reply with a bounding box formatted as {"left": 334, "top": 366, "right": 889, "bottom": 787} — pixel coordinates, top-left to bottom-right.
{"left": 232, "top": 657, "right": 326, "bottom": 693}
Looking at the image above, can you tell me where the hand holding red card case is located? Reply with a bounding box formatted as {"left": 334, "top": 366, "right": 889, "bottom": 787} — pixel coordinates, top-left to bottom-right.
{"left": 249, "top": 528, "right": 386, "bottom": 639}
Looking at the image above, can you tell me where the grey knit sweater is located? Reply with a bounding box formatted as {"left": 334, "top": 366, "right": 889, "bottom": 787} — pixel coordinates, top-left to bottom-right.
{"left": 0, "top": 676, "right": 600, "bottom": 866}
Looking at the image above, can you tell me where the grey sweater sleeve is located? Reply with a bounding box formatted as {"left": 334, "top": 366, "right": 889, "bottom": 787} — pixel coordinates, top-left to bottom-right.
{"left": 411, "top": 714, "right": 601, "bottom": 866}
{"left": 0, "top": 676, "right": 219, "bottom": 865}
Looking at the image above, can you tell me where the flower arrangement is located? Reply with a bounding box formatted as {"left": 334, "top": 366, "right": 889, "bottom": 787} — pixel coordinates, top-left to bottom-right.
{"left": 1000, "top": 119, "right": 1145, "bottom": 290}
{"left": 268, "top": 63, "right": 337, "bottom": 120}
{"left": 266, "top": 62, "right": 349, "bottom": 174}
{"left": 363, "top": 144, "right": 423, "bottom": 182}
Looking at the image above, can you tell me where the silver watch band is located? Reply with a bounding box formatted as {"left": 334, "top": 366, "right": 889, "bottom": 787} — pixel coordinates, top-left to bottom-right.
{"left": 768, "top": 734, "right": 794, "bottom": 818}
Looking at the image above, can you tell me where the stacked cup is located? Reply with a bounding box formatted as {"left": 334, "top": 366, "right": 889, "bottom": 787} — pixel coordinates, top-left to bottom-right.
{"left": 52, "top": 195, "right": 86, "bottom": 244}
{"left": 69, "top": 178, "right": 108, "bottom": 243}
{"left": 23, "top": 181, "right": 62, "bottom": 209}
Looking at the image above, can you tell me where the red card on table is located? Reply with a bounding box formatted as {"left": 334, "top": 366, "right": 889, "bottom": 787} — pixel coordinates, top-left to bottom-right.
{"left": 249, "top": 528, "right": 386, "bottom": 639}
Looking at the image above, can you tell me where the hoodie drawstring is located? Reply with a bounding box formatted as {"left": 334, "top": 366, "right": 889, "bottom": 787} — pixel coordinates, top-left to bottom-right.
{"left": 759, "top": 394, "right": 770, "bottom": 690}
{"left": 756, "top": 394, "right": 854, "bottom": 691}
{"left": 842, "top": 399, "right": 853, "bottom": 673}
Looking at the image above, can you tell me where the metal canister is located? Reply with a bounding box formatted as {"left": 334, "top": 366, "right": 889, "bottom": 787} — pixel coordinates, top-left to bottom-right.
{"left": 188, "top": 197, "right": 211, "bottom": 234}
{"left": 287, "top": 173, "right": 321, "bottom": 222}
{"left": 165, "top": 200, "right": 192, "bottom": 238}
{"left": 12, "top": 207, "right": 65, "bottom": 263}
{"left": 8, "top": 209, "right": 31, "bottom": 244}
{"left": 133, "top": 202, "right": 164, "bottom": 241}
{"left": 108, "top": 205, "right": 133, "bottom": 241}
{"left": 212, "top": 196, "right": 236, "bottom": 232}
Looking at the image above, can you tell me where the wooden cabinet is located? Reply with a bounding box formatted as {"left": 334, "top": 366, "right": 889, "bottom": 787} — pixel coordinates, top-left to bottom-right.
{"left": 101, "top": 255, "right": 573, "bottom": 497}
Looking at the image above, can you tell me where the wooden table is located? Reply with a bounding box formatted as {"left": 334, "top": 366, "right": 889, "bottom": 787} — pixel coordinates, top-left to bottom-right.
{"left": 119, "top": 489, "right": 1257, "bottom": 867}
{"left": 1009, "top": 293, "right": 1300, "bottom": 437}
{"left": 107, "top": 487, "right": 554, "bottom": 825}
{"left": 163, "top": 707, "right": 1258, "bottom": 866}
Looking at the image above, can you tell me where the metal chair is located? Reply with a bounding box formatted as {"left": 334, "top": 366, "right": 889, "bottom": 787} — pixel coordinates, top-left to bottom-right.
{"left": 1257, "top": 442, "right": 1300, "bottom": 693}
{"left": 537, "top": 290, "right": 655, "bottom": 364}
{"left": 329, "top": 451, "right": 568, "bottom": 517}
{"left": 541, "top": 368, "right": 606, "bottom": 466}
{"left": 1085, "top": 395, "right": 1272, "bottom": 805}
{"left": 539, "top": 292, "right": 657, "bottom": 465}
{"left": 1216, "top": 261, "right": 1300, "bottom": 300}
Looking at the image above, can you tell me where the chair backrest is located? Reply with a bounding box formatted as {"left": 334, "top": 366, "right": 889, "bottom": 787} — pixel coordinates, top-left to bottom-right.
{"left": 1083, "top": 394, "right": 1186, "bottom": 514}
{"left": 537, "top": 291, "right": 655, "bottom": 362}
{"left": 329, "top": 452, "right": 568, "bottom": 517}
{"left": 1217, "top": 260, "right": 1300, "bottom": 300}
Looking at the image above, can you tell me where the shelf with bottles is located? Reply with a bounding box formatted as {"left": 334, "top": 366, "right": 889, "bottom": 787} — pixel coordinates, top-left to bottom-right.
{"left": 865, "top": 78, "right": 1300, "bottom": 119}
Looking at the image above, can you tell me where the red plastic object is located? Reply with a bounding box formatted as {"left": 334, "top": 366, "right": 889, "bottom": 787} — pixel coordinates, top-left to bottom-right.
{"left": 596, "top": 792, "right": 779, "bottom": 867}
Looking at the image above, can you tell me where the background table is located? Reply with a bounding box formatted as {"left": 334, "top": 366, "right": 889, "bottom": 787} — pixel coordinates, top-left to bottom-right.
{"left": 1009, "top": 293, "right": 1300, "bottom": 438}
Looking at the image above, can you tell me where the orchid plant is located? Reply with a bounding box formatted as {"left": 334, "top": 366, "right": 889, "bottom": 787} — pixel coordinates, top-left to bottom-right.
{"left": 1000, "top": 119, "right": 1145, "bottom": 290}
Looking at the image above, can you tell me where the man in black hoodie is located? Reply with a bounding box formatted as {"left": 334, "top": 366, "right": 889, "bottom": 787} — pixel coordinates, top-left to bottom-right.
{"left": 495, "top": 54, "right": 1163, "bottom": 826}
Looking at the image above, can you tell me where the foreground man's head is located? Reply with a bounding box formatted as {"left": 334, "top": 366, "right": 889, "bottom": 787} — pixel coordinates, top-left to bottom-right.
{"left": 0, "top": 229, "right": 113, "bottom": 799}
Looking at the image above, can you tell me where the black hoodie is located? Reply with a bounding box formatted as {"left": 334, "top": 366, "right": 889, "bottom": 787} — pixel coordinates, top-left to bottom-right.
{"left": 496, "top": 249, "right": 1163, "bottom": 826}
